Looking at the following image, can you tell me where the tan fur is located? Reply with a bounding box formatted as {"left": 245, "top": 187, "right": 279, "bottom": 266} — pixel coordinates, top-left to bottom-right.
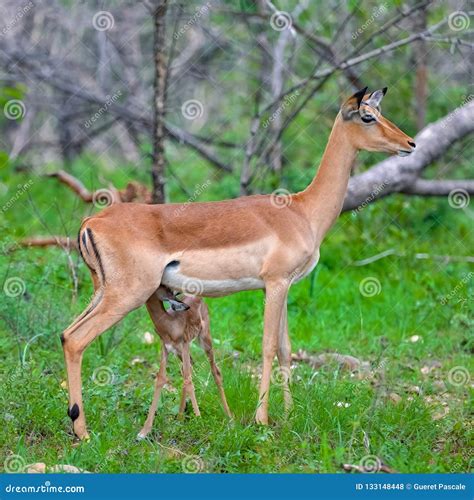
{"left": 137, "top": 291, "right": 232, "bottom": 439}
{"left": 62, "top": 89, "right": 415, "bottom": 438}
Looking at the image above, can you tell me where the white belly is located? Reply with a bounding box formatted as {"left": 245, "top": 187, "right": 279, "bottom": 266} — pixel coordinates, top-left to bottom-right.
{"left": 161, "top": 265, "right": 264, "bottom": 297}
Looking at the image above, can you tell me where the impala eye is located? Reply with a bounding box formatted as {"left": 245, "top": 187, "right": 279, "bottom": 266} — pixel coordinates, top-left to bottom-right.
{"left": 361, "top": 115, "right": 376, "bottom": 123}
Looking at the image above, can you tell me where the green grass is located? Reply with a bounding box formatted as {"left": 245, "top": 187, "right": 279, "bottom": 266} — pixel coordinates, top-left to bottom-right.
{"left": 0, "top": 165, "right": 473, "bottom": 474}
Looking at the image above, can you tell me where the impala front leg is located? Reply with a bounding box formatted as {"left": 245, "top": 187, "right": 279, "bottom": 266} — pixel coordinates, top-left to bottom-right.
{"left": 277, "top": 302, "right": 293, "bottom": 412}
{"left": 255, "top": 279, "right": 289, "bottom": 425}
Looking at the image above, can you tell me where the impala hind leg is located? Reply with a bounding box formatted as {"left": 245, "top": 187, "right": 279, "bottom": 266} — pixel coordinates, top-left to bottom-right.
{"left": 277, "top": 303, "right": 293, "bottom": 412}
{"left": 255, "top": 280, "right": 289, "bottom": 425}
{"left": 62, "top": 293, "right": 144, "bottom": 440}
{"left": 137, "top": 340, "right": 169, "bottom": 439}
{"left": 178, "top": 342, "right": 200, "bottom": 417}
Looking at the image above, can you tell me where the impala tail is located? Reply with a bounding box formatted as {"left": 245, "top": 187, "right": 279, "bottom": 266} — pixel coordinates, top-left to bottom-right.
{"left": 77, "top": 220, "right": 106, "bottom": 288}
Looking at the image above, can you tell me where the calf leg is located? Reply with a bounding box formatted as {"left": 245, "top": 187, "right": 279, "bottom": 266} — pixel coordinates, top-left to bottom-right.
{"left": 178, "top": 342, "right": 200, "bottom": 417}
{"left": 137, "top": 341, "right": 169, "bottom": 439}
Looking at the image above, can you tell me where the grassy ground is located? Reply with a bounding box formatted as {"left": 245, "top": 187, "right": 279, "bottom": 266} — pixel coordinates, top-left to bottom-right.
{"left": 1, "top": 164, "right": 473, "bottom": 474}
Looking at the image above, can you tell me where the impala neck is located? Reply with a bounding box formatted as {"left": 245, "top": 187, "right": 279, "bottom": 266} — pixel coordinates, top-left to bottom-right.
{"left": 300, "top": 115, "right": 357, "bottom": 240}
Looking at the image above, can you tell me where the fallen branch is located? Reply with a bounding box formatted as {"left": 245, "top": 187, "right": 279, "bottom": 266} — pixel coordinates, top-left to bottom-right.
{"left": 20, "top": 236, "right": 77, "bottom": 250}
{"left": 48, "top": 170, "right": 151, "bottom": 203}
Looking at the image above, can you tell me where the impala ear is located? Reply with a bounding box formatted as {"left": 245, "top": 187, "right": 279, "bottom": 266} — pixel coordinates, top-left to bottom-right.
{"left": 366, "top": 87, "right": 387, "bottom": 108}
{"left": 341, "top": 86, "right": 368, "bottom": 120}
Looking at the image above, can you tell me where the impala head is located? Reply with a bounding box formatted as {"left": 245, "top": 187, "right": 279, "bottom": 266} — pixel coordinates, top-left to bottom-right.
{"left": 340, "top": 86, "right": 416, "bottom": 156}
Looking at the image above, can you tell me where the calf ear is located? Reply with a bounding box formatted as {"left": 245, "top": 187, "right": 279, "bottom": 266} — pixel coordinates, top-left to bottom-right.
{"left": 341, "top": 86, "right": 368, "bottom": 120}
{"left": 366, "top": 87, "right": 387, "bottom": 108}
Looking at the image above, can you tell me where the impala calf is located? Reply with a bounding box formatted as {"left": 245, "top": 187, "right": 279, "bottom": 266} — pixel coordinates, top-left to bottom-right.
{"left": 62, "top": 87, "right": 415, "bottom": 439}
{"left": 137, "top": 288, "right": 232, "bottom": 439}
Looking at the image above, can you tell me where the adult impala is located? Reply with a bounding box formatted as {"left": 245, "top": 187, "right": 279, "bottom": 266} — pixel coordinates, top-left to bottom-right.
{"left": 62, "top": 87, "right": 415, "bottom": 439}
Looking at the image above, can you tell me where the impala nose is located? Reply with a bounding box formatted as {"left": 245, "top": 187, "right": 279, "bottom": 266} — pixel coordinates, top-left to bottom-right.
{"left": 408, "top": 141, "right": 416, "bottom": 148}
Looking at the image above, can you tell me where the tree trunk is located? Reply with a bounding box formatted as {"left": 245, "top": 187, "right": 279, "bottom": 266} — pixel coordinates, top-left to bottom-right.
{"left": 152, "top": 0, "right": 169, "bottom": 204}
{"left": 413, "top": 4, "right": 429, "bottom": 131}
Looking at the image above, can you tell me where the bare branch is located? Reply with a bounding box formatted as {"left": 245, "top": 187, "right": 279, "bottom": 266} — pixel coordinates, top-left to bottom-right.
{"left": 0, "top": 44, "right": 233, "bottom": 173}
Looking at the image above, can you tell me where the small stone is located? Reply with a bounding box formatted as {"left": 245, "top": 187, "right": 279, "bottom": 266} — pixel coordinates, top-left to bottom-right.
{"left": 143, "top": 332, "right": 154, "bottom": 344}
{"left": 389, "top": 393, "right": 402, "bottom": 404}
